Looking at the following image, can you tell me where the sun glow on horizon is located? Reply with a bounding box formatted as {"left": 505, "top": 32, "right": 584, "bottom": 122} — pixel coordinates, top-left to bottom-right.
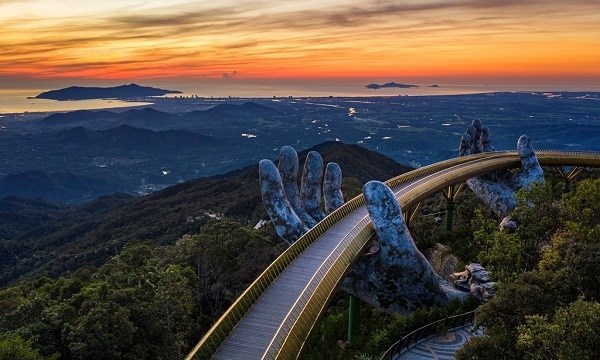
{"left": 2, "top": 0, "right": 599, "bottom": 86}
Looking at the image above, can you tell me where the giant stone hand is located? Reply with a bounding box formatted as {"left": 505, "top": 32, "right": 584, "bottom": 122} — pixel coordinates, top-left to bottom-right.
{"left": 259, "top": 146, "right": 343, "bottom": 245}
{"left": 259, "top": 146, "right": 485, "bottom": 314}
{"left": 459, "top": 120, "right": 544, "bottom": 221}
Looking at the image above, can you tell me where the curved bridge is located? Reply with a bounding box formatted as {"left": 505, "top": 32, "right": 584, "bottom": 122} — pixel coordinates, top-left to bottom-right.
{"left": 186, "top": 151, "right": 600, "bottom": 360}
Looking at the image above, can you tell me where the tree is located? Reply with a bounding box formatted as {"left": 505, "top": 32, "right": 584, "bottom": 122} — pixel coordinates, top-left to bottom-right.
{"left": 517, "top": 298, "right": 600, "bottom": 360}
{"left": 0, "top": 333, "right": 49, "bottom": 360}
{"left": 458, "top": 179, "right": 600, "bottom": 359}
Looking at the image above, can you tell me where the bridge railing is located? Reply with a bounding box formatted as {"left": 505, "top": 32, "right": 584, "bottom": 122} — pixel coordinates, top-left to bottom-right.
{"left": 186, "top": 150, "right": 600, "bottom": 359}
{"left": 379, "top": 310, "right": 476, "bottom": 360}
{"left": 185, "top": 154, "right": 491, "bottom": 359}
{"left": 185, "top": 175, "right": 368, "bottom": 359}
{"left": 265, "top": 216, "right": 375, "bottom": 359}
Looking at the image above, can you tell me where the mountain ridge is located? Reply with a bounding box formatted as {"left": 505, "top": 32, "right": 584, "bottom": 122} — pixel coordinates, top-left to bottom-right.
{"left": 0, "top": 170, "right": 122, "bottom": 204}
{"left": 0, "top": 141, "right": 412, "bottom": 287}
{"left": 52, "top": 124, "right": 225, "bottom": 150}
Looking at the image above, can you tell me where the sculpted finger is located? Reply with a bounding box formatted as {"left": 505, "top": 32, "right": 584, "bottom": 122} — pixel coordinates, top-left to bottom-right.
{"left": 361, "top": 181, "right": 446, "bottom": 311}
{"left": 277, "top": 146, "right": 317, "bottom": 228}
{"left": 364, "top": 181, "right": 431, "bottom": 262}
{"left": 300, "top": 151, "right": 326, "bottom": 221}
{"left": 323, "top": 162, "right": 344, "bottom": 214}
{"left": 259, "top": 159, "right": 309, "bottom": 245}
{"left": 510, "top": 134, "right": 544, "bottom": 189}
{"left": 466, "top": 119, "right": 483, "bottom": 154}
{"left": 459, "top": 133, "right": 471, "bottom": 156}
{"left": 480, "top": 125, "right": 494, "bottom": 152}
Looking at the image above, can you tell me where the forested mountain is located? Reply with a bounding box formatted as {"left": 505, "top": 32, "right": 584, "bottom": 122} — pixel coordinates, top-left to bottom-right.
{"left": 3, "top": 93, "right": 598, "bottom": 205}
{"left": 53, "top": 124, "right": 224, "bottom": 151}
{"left": 38, "top": 108, "right": 186, "bottom": 130}
{"left": 0, "top": 141, "right": 411, "bottom": 287}
{"left": 35, "top": 102, "right": 279, "bottom": 131}
{"left": 0, "top": 197, "right": 72, "bottom": 239}
{"left": 0, "top": 170, "right": 122, "bottom": 203}
{"left": 0, "top": 143, "right": 597, "bottom": 360}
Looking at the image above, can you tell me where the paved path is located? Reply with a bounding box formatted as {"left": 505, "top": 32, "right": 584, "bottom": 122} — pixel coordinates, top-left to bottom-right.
{"left": 394, "top": 325, "right": 482, "bottom": 360}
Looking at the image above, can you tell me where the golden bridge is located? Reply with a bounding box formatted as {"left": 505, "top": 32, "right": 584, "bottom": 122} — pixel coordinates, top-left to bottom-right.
{"left": 186, "top": 151, "right": 600, "bottom": 360}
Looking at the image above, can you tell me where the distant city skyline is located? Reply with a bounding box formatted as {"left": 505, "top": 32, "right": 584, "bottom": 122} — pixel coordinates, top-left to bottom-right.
{"left": 2, "top": 0, "right": 599, "bottom": 88}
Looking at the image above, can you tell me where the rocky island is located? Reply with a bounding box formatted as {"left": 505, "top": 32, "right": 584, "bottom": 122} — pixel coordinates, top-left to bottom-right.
{"left": 35, "top": 83, "right": 182, "bottom": 100}
{"left": 365, "top": 82, "right": 418, "bottom": 90}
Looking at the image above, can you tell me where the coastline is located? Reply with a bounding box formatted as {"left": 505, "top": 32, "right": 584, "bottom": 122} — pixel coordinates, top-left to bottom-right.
{"left": 2, "top": 84, "right": 599, "bottom": 115}
{"left": 0, "top": 91, "right": 153, "bottom": 115}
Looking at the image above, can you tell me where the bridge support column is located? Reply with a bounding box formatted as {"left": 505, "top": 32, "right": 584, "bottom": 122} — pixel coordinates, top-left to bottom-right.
{"left": 403, "top": 202, "right": 422, "bottom": 228}
{"left": 442, "top": 183, "right": 465, "bottom": 231}
{"left": 347, "top": 294, "right": 359, "bottom": 345}
{"left": 553, "top": 166, "right": 583, "bottom": 193}
{"left": 445, "top": 200, "right": 454, "bottom": 232}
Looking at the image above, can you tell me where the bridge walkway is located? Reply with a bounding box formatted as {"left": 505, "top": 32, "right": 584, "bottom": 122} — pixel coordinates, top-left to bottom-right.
{"left": 213, "top": 179, "right": 422, "bottom": 359}
{"left": 188, "top": 151, "right": 600, "bottom": 360}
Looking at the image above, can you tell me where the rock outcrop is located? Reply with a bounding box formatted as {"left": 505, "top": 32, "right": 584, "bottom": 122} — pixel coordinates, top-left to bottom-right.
{"left": 451, "top": 263, "right": 496, "bottom": 301}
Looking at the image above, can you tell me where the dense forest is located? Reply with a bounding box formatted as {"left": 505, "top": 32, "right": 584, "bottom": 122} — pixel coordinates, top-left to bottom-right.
{"left": 456, "top": 177, "right": 600, "bottom": 360}
{"left": 0, "top": 142, "right": 410, "bottom": 287}
{"left": 0, "top": 150, "right": 598, "bottom": 359}
{"left": 303, "top": 171, "right": 600, "bottom": 360}
{"left": 0, "top": 142, "right": 408, "bottom": 359}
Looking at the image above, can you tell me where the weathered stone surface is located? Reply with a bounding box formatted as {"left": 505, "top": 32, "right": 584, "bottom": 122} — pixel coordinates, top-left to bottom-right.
{"left": 259, "top": 159, "right": 308, "bottom": 245}
{"left": 451, "top": 263, "right": 495, "bottom": 301}
{"left": 466, "top": 119, "right": 483, "bottom": 154}
{"left": 323, "top": 162, "right": 344, "bottom": 214}
{"left": 467, "top": 263, "right": 491, "bottom": 283}
{"left": 278, "top": 146, "right": 317, "bottom": 228}
{"left": 459, "top": 121, "right": 544, "bottom": 218}
{"left": 260, "top": 147, "right": 344, "bottom": 244}
{"left": 480, "top": 282, "right": 496, "bottom": 300}
{"left": 500, "top": 216, "right": 517, "bottom": 231}
{"left": 259, "top": 147, "right": 500, "bottom": 314}
{"left": 481, "top": 125, "right": 494, "bottom": 152}
{"left": 450, "top": 270, "right": 470, "bottom": 290}
{"left": 459, "top": 133, "right": 471, "bottom": 156}
{"left": 300, "top": 151, "right": 326, "bottom": 221}
{"left": 509, "top": 135, "right": 544, "bottom": 189}
{"left": 425, "top": 243, "right": 460, "bottom": 281}
{"left": 341, "top": 181, "right": 455, "bottom": 314}
{"left": 465, "top": 177, "right": 516, "bottom": 218}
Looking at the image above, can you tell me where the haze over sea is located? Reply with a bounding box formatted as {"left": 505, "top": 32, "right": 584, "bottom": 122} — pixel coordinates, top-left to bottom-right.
{"left": 2, "top": 80, "right": 599, "bottom": 114}
{"left": 0, "top": 89, "right": 152, "bottom": 114}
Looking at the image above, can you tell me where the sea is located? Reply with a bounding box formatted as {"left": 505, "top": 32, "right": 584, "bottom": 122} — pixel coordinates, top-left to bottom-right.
{"left": 1, "top": 81, "right": 599, "bottom": 114}
{"left": 0, "top": 89, "right": 152, "bottom": 115}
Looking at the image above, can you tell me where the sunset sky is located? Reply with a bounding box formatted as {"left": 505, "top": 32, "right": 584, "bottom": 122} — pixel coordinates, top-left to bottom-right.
{"left": 2, "top": 0, "right": 599, "bottom": 87}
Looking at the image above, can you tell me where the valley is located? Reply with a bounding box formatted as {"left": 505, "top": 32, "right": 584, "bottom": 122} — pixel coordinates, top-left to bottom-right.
{"left": 1, "top": 92, "right": 598, "bottom": 203}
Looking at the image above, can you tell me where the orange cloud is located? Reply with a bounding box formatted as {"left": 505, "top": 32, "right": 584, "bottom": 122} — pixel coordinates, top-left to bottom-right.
{"left": 1, "top": 0, "right": 599, "bottom": 84}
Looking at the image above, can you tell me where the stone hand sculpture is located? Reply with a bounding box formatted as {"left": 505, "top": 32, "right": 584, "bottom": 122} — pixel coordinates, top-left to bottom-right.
{"left": 459, "top": 120, "right": 544, "bottom": 222}
{"left": 259, "top": 146, "right": 491, "bottom": 314}
{"left": 259, "top": 146, "right": 343, "bottom": 245}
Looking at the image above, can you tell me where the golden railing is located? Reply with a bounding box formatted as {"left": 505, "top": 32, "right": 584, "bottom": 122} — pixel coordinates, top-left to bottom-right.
{"left": 186, "top": 150, "right": 600, "bottom": 360}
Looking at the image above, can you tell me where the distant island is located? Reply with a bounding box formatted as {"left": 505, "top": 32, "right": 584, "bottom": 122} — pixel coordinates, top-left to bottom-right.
{"left": 365, "top": 82, "right": 418, "bottom": 90}
{"left": 35, "top": 83, "right": 182, "bottom": 101}
{"left": 428, "top": 84, "right": 440, "bottom": 88}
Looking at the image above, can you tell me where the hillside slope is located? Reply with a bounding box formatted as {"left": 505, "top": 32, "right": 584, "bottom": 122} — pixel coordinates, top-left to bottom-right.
{"left": 0, "top": 142, "right": 412, "bottom": 286}
{"left": 0, "top": 170, "right": 122, "bottom": 203}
